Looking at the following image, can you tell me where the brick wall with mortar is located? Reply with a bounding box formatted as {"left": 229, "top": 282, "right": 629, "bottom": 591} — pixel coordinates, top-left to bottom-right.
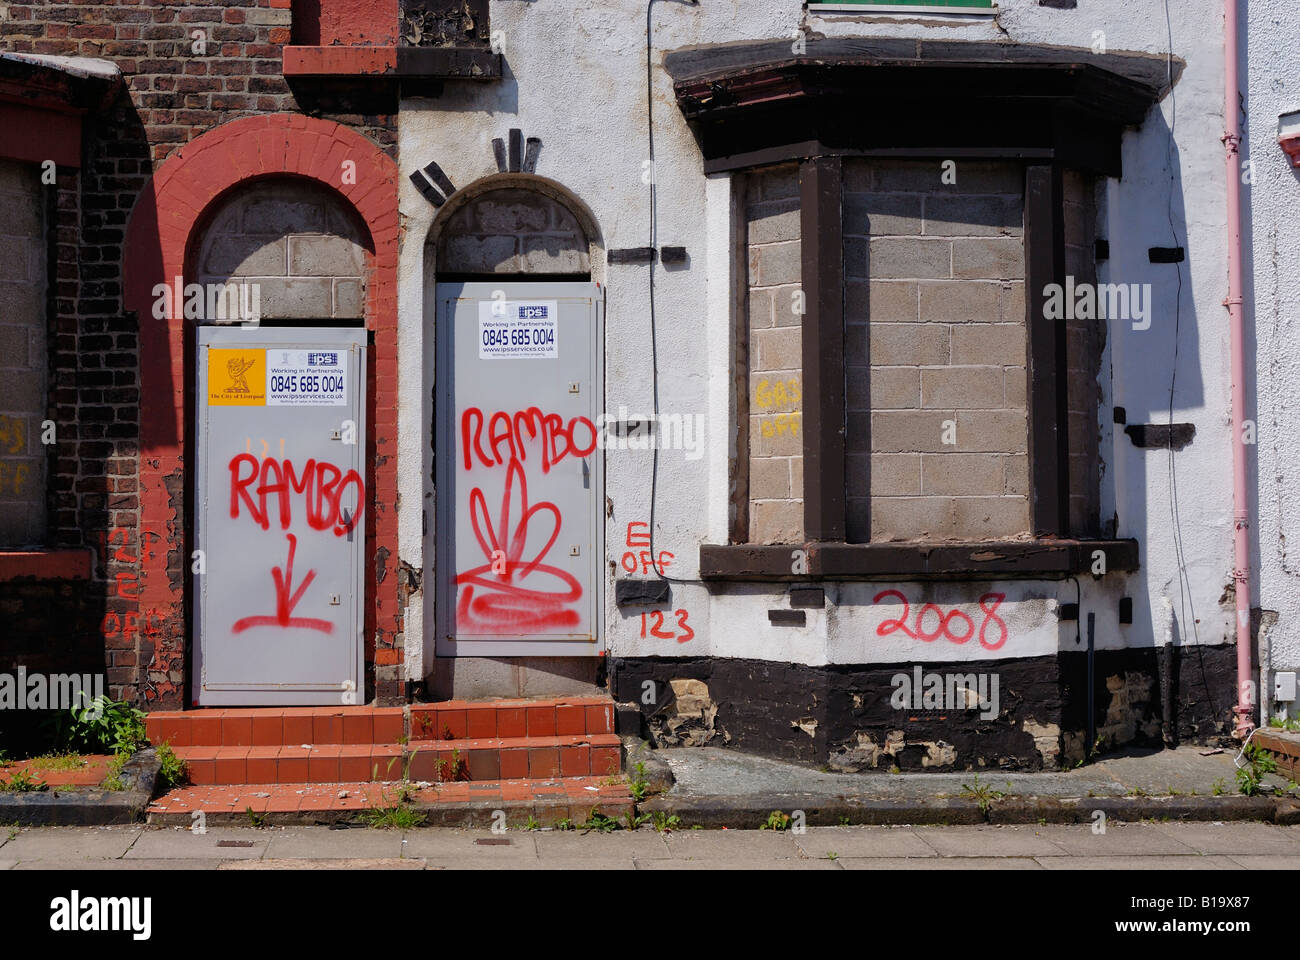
{"left": 743, "top": 165, "right": 803, "bottom": 544}
{"left": 0, "top": 0, "right": 397, "bottom": 708}
{"left": 1063, "top": 170, "right": 1103, "bottom": 535}
{"left": 844, "top": 159, "right": 1029, "bottom": 542}
{"left": 0, "top": 160, "right": 48, "bottom": 548}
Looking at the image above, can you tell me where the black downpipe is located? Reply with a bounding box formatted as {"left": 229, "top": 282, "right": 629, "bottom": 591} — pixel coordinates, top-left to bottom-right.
{"left": 1086, "top": 612, "right": 1096, "bottom": 756}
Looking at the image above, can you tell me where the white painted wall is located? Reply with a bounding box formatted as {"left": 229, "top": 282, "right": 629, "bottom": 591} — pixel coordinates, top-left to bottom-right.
{"left": 396, "top": 0, "right": 1248, "bottom": 678}
{"left": 1247, "top": 0, "right": 1300, "bottom": 718}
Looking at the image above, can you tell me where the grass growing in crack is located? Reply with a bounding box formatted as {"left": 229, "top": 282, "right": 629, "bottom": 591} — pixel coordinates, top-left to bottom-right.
{"left": 365, "top": 806, "right": 426, "bottom": 830}
{"left": 579, "top": 808, "right": 621, "bottom": 833}
{"left": 960, "top": 774, "right": 1008, "bottom": 814}
{"left": 156, "top": 742, "right": 188, "bottom": 789}
{"left": 623, "top": 809, "right": 651, "bottom": 831}
{"left": 0, "top": 769, "right": 47, "bottom": 792}
{"left": 651, "top": 811, "right": 681, "bottom": 833}
{"left": 102, "top": 753, "right": 128, "bottom": 791}
{"left": 759, "top": 810, "right": 791, "bottom": 831}
{"left": 1237, "top": 742, "right": 1278, "bottom": 797}
{"left": 1212, "top": 777, "right": 1227, "bottom": 796}
{"left": 26, "top": 752, "right": 87, "bottom": 772}
{"left": 628, "top": 761, "right": 649, "bottom": 802}
{"left": 245, "top": 807, "right": 267, "bottom": 828}
{"left": 521, "top": 814, "right": 540, "bottom": 831}
{"left": 435, "top": 749, "right": 468, "bottom": 784}
{"left": 365, "top": 750, "right": 427, "bottom": 829}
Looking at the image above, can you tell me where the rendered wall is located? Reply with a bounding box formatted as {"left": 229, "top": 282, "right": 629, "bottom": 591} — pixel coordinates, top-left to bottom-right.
{"left": 395, "top": 0, "right": 1247, "bottom": 757}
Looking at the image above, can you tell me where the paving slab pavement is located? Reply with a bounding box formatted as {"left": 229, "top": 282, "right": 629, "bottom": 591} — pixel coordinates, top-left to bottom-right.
{"left": 398, "top": 829, "right": 539, "bottom": 861}
{"left": 1, "top": 822, "right": 1298, "bottom": 869}
{"left": 1033, "top": 855, "right": 1245, "bottom": 870}
{"left": 1148, "top": 821, "right": 1300, "bottom": 856}
{"left": 913, "top": 824, "right": 1072, "bottom": 857}
{"left": 221, "top": 858, "right": 425, "bottom": 870}
{"left": 262, "top": 827, "right": 406, "bottom": 860}
{"left": 124, "top": 826, "right": 271, "bottom": 860}
{"left": 837, "top": 856, "right": 1043, "bottom": 870}
{"left": 1015, "top": 822, "right": 1198, "bottom": 856}
{"left": 13, "top": 858, "right": 216, "bottom": 870}
{"left": 792, "top": 825, "right": 937, "bottom": 859}
{"left": 0, "top": 826, "right": 142, "bottom": 860}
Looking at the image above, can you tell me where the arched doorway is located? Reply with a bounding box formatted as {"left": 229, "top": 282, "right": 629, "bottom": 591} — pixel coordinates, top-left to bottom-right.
{"left": 424, "top": 177, "right": 605, "bottom": 695}
{"left": 122, "top": 114, "right": 400, "bottom": 707}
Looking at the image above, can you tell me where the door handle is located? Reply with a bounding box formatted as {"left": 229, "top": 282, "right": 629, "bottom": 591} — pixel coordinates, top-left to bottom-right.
{"left": 582, "top": 459, "right": 590, "bottom": 488}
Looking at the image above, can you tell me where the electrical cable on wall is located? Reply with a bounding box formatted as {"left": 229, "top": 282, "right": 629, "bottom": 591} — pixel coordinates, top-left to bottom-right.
{"left": 1160, "top": 0, "right": 1219, "bottom": 721}
{"left": 644, "top": 0, "right": 701, "bottom": 585}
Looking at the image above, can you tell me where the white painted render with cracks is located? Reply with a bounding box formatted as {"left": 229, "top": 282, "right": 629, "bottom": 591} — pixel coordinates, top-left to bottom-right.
{"left": 1247, "top": 0, "right": 1300, "bottom": 719}
{"left": 393, "top": 0, "right": 1263, "bottom": 690}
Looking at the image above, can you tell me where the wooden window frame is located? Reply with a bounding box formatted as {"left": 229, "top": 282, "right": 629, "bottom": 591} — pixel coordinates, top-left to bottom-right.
{"left": 710, "top": 149, "right": 1137, "bottom": 581}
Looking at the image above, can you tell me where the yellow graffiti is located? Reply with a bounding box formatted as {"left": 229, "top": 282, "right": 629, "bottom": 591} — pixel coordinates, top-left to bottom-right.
{"left": 0, "top": 461, "right": 31, "bottom": 496}
{"left": 754, "top": 377, "right": 801, "bottom": 412}
{"left": 0, "top": 415, "right": 25, "bottom": 455}
{"left": 759, "top": 413, "right": 801, "bottom": 439}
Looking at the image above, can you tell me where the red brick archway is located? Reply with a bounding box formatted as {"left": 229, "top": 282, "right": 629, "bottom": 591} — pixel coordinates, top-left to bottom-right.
{"left": 123, "top": 114, "right": 400, "bottom": 708}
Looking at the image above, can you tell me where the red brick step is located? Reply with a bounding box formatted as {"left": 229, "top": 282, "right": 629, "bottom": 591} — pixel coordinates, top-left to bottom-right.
{"left": 409, "top": 698, "right": 614, "bottom": 740}
{"left": 145, "top": 706, "right": 405, "bottom": 748}
{"left": 144, "top": 697, "right": 616, "bottom": 750}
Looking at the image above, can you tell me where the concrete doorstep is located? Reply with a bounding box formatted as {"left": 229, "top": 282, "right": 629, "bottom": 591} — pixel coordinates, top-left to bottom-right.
{"left": 633, "top": 744, "right": 1300, "bottom": 828}
{"left": 0, "top": 749, "right": 160, "bottom": 827}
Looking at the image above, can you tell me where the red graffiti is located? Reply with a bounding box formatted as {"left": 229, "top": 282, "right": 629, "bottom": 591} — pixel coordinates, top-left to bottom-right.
{"left": 101, "top": 609, "right": 164, "bottom": 640}
{"left": 873, "top": 590, "right": 1009, "bottom": 650}
{"left": 232, "top": 533, "right": 333, "bottom": 634}
{"left": 639, "top": 609, "right": 694, "bottom": 644}
{"left": 228, "top": 454, "right": 363, "bottom": 536}
{"left": 461, "top": 406, "right": 597, "bottom": 475}
{"left": 621, "top": 520, "right": 674, "bottom": 575}
{"left": 455, "top": 457, "right": 582, "bottom": 631}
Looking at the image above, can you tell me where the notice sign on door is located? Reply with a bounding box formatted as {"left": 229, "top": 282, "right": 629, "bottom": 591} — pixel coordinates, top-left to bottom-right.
{"left": 208, "top": 348, "right": 267, "bottom": 406}
{"left": 207, "top": 348, "right": 346, "bottom": 406}
{"left": 478, "top": 300, "right": 559, "bottom": 359}
{"left": 267, "top": 349, "right": 347, "bottom": 406}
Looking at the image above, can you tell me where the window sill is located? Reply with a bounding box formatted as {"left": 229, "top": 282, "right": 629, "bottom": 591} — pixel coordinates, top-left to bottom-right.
{"left": 0, "top": 548, "right": 94, "bottom": 582}
{"left": 699, "top": 539, "right": 1138, "bottom": 581}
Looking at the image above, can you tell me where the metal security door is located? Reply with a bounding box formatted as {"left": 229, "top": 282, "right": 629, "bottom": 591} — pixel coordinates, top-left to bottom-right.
{"left": 195, "top": 326, "right": 366, "bottom": 705}
{"left": 434, "top": 282, "right": 602, "bottom": 657}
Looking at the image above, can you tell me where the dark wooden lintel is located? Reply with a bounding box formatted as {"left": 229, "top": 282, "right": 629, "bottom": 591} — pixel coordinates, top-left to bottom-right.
{"left": 699, "top": 540, "right": 1140, "bottom": 582}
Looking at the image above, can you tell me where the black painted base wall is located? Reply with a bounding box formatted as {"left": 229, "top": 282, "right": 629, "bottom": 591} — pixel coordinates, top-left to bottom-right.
{"left": 610, "top": 644, "right": 1241, "bottom": 771}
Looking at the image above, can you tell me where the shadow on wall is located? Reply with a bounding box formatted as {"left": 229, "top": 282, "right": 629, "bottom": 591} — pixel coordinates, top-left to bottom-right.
{"left": 1106, "top": 101, "right": 1244, "bottom": 742}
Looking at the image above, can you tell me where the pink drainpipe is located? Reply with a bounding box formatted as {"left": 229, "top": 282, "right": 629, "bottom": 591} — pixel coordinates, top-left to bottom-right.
{"left": 1222, "top": 0, "right": 1255, "bottom": 736}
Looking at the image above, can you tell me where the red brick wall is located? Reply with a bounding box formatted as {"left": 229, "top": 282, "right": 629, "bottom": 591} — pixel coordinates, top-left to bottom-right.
{"left": 0, "top": 0, "right": 399, "bottom": 708}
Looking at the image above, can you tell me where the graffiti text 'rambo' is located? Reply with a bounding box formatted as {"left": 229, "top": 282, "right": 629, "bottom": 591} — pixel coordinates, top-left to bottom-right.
{"left": 456, "top": 407, "right": 597, "bottom": 632}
